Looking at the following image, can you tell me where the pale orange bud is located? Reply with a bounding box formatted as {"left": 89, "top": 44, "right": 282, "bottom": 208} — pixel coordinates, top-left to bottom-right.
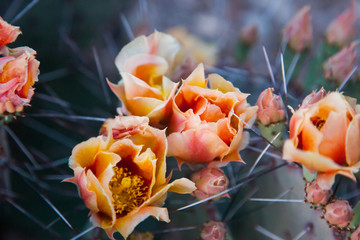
{"left": 323, "top": 41, "right": 358, "bottom": 83}
{"left": 305, "top": 180, "right": 332, "bottom": 205}
{"left": 239, "top": 24, "right": 258, "bottom": 46}
{"left": 324, "top": 200, "right": 353, "bottom": 228}
{"left": 326, "top": 0, "right": 359, "bottom": 47}
{"left": 201, "top": 221, "right": 226, "bottom": 240}
{"left": 300, "top": 88, "right": 327, "bottom": 109}
{"left": 256, "top": 88, "right": 285, "bottom": 126}
{"left": 0, "top": 16, "right": 21, "bottom": 47}
{"left": 282, "top": 6, "right": 313, "bottom": 52}
{"left": 192, "top": 167, "right": 229, "bottom": 201}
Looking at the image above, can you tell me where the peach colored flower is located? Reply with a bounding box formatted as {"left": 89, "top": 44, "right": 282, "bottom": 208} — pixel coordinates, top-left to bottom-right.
{"left": 305, "top": 180, "right": 332, "bottom": 206}
{"left": 239, "top": 24, "right": 258, "bottom": 46}
{"left": 256, "top": 88, "right": 285, "bottom": 126}
{"left": 66, "top": 116, "right": 196, "bottom": 239}
{"left": 323, "top": 41, "right": 358, "bottom": 83}
{"left": 201, "top": 221, "right": 226, "bottom": 240}
{"left": 283, "top": 92, "right": 360, "bottom": 189}
{"left": 109, "top": 31, "right": 180, "bottom": 127}
{"left": 167, "top": 64, "right": 258, "bottom": 166}
{"left": 324, "top": 200, "right": 354, "bottom": 228}
{"left": 0, "top": 47, "right": 39, "bottom": 114}
{"left": 0, "top": 17, "right": 21, "bottom": 47}
{"left": 191, "top": 166, "right": 229, "bottom": 201}
{"left": 325, "top": 0, "right": 359, "bottom": 47}
{"left": 282, "top": 6, "right": 313, "bottom": 52}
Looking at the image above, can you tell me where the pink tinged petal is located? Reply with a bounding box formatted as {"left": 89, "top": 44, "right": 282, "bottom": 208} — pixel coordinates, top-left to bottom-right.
{"left": 0, "top": 77, "right": 18, "bottom": 94}
{"left": 201, "top": 103, "right": 226, "bottom": 122}
{"left": 318, "top": 111, "right": 348, "bottom": 165}
{"left": 133, "top": 148, "right": 156, "bottom": 193}
{"left": 167, "top": 129, "right": 229, "bottom": 164}
{"left": 75, "top": 168, "right": 99, "bottom": 213}
{"left": 0, "top": 17, "right": 21, "bottom": 46}
{"left": 183, "top": 63, "right": 207, "bottom": 88}
{"left": 346, "top": 115, "right": 360, "bottom": 166}
{"left": 108, "top": 206, "right": 169, "bottom": 240}
{"left": 316, "top": 171, "right": 357, "bottom": 190}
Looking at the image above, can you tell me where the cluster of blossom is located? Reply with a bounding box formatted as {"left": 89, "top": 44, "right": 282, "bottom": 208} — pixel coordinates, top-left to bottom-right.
{"left": 64, "top": 1, "right": 360, "bottom": 239}
{"left": 0, "top": 17, "right": 39, "bottom": 123}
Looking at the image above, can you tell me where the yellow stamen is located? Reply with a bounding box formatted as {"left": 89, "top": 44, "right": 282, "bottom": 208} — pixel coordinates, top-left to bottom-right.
{"left": 109, "top": 167, "right": 148, "bottom": 217}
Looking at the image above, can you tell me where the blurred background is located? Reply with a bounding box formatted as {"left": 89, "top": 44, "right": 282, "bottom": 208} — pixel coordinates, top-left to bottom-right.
{"left": 0, "top": 0, "right": 359, "bottom": 239}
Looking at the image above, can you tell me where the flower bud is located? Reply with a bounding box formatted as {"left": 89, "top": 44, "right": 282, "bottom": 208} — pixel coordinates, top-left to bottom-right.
{"left": 324, "top": 200, "right": 354, "bottom": 228}
{"left": 325, "top": 0, "right": 359, "bottom": 47}
{"left": 305, "top": 180, "right": 332, "bottom": 205}
{"left": 282, "top": 6, "right": 313, "bottom": 52}
{"left": 191, "top": 167, "right": 229, "bottom": 201}
{"left": 239, "top": 24, "right": 258, "bottom": 46}
{"left": 256, "top": 88, "right": 285, "bottom": 126}
{"left": 323, "top": 41, "right": 358, "bottom": 83}
{"left": 0, "top": 16, "right": 21, "bottom": 47}
{"left": 201, "top": 221, "right": 226, "bottom": 240}
{"left": 300, "top": 88, "right": 327, "bottom": 109}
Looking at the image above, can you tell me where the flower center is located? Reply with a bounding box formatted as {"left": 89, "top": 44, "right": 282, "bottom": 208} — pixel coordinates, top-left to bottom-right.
{"left": 311, "top": 116, "right": 326, "bottom": 130}
{"left": 109, "top": 166, "right": 148, "bottom": 217}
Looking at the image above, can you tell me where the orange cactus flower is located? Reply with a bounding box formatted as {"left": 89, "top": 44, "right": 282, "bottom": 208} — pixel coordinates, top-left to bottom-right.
{"left": 0, "top": 47, "right": 39, "bottom": 114}
{"left": 283, "top": 91, "right": 360, "bottom": 189}
{"left": 167, "top": 64, "right": 258, "bottom": 167}
{"left": 109, "top": 31, "right": 180, "bottom": 127}
{"left": 66, "top": 116, "right": 196, "bottom": 239}
{"left": 0, "top": 16, "right": 21, "bottom": 47}
{"left": 282, "top": 6, "right": 313, "bottom": 52}
{"left": 325, "top": 0, "right": 359, "bottom": 47}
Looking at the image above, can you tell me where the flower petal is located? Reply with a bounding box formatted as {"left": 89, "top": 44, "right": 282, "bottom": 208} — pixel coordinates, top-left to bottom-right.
{"left": 346, "top": 115, "right": 360, "bottom": 166}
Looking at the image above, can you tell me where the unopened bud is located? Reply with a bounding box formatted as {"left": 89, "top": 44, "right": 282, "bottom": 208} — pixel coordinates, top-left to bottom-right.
{"left": 301, "top": 88, "right": 327, "bottom": 109}
{"left": 324, "top": 200, "right": 354, "bottom": 228}
{"left": 239, "top": 24, "right": 258, "bottom": 46}
{"left": 305, "top": 180, "right": 332, "bottom": 206}
{"left": 325, "top": 0, "right": 359, "bottom": 47}
{"left": 256, "top": 88, "right": 285, "bottom": 126}
{"left": 192, "top": 167, "right": 229, "bottom": 201}
{"left": 201, "top": 221, "right": 226, "bottom": 240}
{"left": 323, "top": 41, "right": 358, "bottom": 83}
{"left": 282, "top": 6, "right": 313, "bottom": 52}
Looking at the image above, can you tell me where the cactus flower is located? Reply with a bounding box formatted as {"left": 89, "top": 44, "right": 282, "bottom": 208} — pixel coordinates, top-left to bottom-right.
{"left": 0, "top": 47, "right": 39, "bottom": 114}
{"left": 239, "top": 24, "right": 258, "bottom": 46}
{"left": 201, "top": 221, "right": 227, "bottom": 240}
{"left": 282, "top": 5, "right": 313, "bottom": 52}
{"left": 191, "top": 166, "right": 229, "bottom": 201}
{"left": 325, "top": 0, "right": 359, "bottom": 47}
{"left": 323, "top": 41, "right": 358, "bottom": 83}
{"left": 283, "top": 92, "right": 360, "bottom": 189}
{"left": 0, "top": 16, "right": 21, "bottom": 47}
{"left": 256, "top": 88, "right": 285, "bottom": 126}
{"left": 66, "top": 116, "right": 196, "bottom": 239}
{"left": 324, "top": 200, "right": 354, "bottom": 228}
{"left": 109, "top": 31, "right": 180, "bottom": 127}
{"left": 167, "top": 64, "right": 258, "bottom": 167}
{"left": 305, "top": 180, "right": 332, "bottom": 206}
